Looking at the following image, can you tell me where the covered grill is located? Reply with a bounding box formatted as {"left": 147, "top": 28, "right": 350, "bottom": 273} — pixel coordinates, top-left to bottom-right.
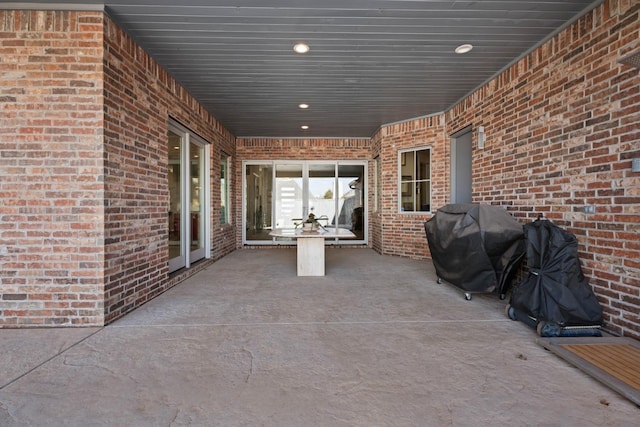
{"left": 507, "top": 218, "right": 603, "bottom": 336}
{"left": 424, "top": 204, "right": 526, "bottom": 300}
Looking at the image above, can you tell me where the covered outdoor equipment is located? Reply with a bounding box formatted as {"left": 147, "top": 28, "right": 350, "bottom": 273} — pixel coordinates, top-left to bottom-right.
{"left": 424, "top": 204, "right": 526, "bottom": 300}
{"left": 506, "top": 218, "right": 603, "bottom": 337}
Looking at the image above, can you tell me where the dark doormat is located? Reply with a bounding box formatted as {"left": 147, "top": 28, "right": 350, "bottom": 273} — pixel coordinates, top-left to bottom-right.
{"left": 537, "top": 336, "right": 640, "bottom": 407}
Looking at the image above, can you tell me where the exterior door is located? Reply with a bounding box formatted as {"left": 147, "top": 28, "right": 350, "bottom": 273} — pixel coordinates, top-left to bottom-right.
{"left": 243, "top": 161, "right": 366, "bottom": 244}
{"left": 274, "top": 163, "right": 304, "bottom": 229}
{"left": 451, "top": 129, "right": 473, "bottom": 203}
{"left": 307, "top": 163, "right": 337, "bottom": 229}
{"left": 168, "top": 122, "right": 209, "bottom": 273}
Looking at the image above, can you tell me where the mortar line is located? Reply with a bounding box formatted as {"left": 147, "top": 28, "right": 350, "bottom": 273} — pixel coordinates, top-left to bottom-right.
{"left": 109, "top": 319, "right": 511, "bottom": 328}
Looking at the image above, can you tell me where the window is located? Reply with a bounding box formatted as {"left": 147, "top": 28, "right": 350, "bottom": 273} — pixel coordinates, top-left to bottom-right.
{"left": 220, "top": 155, "right": 230, "bottom": 224}
{"left": 374, "top": 155, "right": 380, "bottom": 212}
{"left": 399, "top": 148, "right": 431, "bottom": 212}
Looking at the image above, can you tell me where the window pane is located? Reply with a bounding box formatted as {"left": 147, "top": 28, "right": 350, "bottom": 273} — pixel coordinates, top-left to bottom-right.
{"left": 375, "top": 156, "right": 380, "bottom": 212}
{"left": 275, "top": 164, "right": 303, "bottom": 228}
{"left": 245, "top": 164, "right": 273, "bottom": 240}
{"left": 400, "top": 151, "right": 415, "bottom": 181}
{"left": 401, "top": 181, "right": 414, "bottom": 211}
{"left": 168, "top": 130, "right": 183, "bottom": 263}
{"left": 308, "top": 164, "right": 336, "bottom": 229}
{"left": 417, "top": 181, "right": 431, "bottom": 211}
{"left": 338, "top": 164, "right": 364, "bottom": 237}
{"left": 189, "top": 142, "right": 205, "bottom": 254}
{"left": 220, "top": 157, "right": 228, "bottom": 224}
{"left": 417, "top": 149, "right": 430, "bottom": 181}
{"left": 399, "top": 148, "right": 431, "bottom": 213}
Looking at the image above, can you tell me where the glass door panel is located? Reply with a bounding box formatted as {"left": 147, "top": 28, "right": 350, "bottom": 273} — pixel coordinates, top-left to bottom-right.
{"left": 243, "top": 161, "right": 366, "bottom": 245}
{"left": 338, "top": 164, "right": 365, "bottom": 240}
{"left": 168, "top": 123, "right": 209, "bottom": 273}
{"left": 275, "top": 163, "right": 303, "bottom": 229}
{"left": 308, "top": 164, "right": 336, "bottom": 229}
{"left": 189, "top": 142, "right": 205, "bottom": 261}
{"left": 245, "top": 164, "right": 273, "bottom": 241}
{"left": 168, "top": 130, "right": 185, "bottom": 271}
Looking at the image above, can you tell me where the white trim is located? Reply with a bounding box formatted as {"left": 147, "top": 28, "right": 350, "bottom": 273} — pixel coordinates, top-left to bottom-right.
{"left": 203, "top": 143, "right": 212, "bottom": 259}
{"left": 167, "top": 120, "right": 210, "bottom": 272}
{"left": 220, "top": 154, "right": 230, "bottom": 226}
{"left": 242, "top": 160, "right": 368, "bottom": 246}
{"left": 398, "top": 147, "right": 432, "bottom": 214}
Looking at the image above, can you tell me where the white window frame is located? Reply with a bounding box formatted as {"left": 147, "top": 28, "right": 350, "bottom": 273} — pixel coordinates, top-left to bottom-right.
{"left": 398, "top": 147, "right": 432, "bottom": 213}
{"left": 220, "top": 154, "right": 230, "bottom": 225}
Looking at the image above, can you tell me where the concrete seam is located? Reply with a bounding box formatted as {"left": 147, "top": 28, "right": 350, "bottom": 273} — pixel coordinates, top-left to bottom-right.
{"left": 0, "top": 327, "right": 105, "bottom": 391}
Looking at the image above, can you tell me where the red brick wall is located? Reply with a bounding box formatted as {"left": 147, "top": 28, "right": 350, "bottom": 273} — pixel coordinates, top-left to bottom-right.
{"left": 0, "top": 11, "right": 237, "bottom": 327}
{"left": 446, "top": 0, "right": 639, "bottom": 338}
{"left": 103, "top": 17, "right": 237, "bottom": 323}
{"left": 373, "top": 116, "right": 448, "bottom": 259}
{"left": 2, "top": 3, "right": 638, "bottom": 338}
{"left": 0, "top": 11, "right": 105, "bottom": 326}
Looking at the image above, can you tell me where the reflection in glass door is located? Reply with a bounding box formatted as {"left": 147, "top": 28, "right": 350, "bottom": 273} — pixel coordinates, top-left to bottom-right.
{"left": 245, "top": 164, "right": 273, "bottom": 241}
{"left": 243, "top": 161, "right": 366, "bottom": 244}
{"left": 275, "top": 164, "right": 303, "bottom": 229}
{"left": 308, "top": 164, "right": 336, "bottom": 230}
{"left": 338, "top": 164, "right": 365, "bottom": 240}
{"left": 189, "top": 141, "right": 205, "bottom": 262}
{"left": 168, "top": 122, "right": 209, "bottom": 273}
{"left": 168, "top": 130, "right": 184, "bottom": 269}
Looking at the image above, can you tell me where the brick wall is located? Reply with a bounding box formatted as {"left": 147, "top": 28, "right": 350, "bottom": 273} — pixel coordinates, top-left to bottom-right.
{"left": 103, "top": 16, "right": 237, "bottom": 323}
{"left": 0, "top": 11, "right": 105, "bottom": 326}
{"left": 445, "top": 0, "right": 639, "bottom": 338}
{"left": 0, "top": 10, "right": 237, "bottom": 327}
{"left": 373, "top": 115, "right": 448, "bottom": 259}
{"left": 2, "top": 3, "right": 637, "bottom": 337}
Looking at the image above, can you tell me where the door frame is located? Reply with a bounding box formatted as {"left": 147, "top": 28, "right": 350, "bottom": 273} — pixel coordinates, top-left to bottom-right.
{"left": 168, "top": 120, "right": 211, "bottom": 273}
{"left": 450, "top": 126, "right": 473, "bottom": 204}
{"left": 242, "top": 159, "right": 367, "bottom": 245}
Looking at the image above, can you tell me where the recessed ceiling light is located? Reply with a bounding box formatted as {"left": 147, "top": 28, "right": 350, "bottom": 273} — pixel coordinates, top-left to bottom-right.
{"left": 299, "top": 103, "right": 309, "bottom": 109}
{"left": 293, "top": 43, "right": 310, "bottom": 54}
{"left": 455, "top": 44, "right": 473, "bottom": 54}
{"left": 301, "top": 125, "right": 309, "bottom": 130}
{"left": 173, "top": 146, "right": 180, "bottom": 150}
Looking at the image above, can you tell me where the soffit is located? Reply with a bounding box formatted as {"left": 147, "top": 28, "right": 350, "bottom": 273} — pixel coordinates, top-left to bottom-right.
{"left": 8, "top": 1, "right": 603, "bottom": 137}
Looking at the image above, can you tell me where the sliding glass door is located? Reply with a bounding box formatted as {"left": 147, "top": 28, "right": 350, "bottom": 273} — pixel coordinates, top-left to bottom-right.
{"left": 168, "top": 121, "right": 210, "bottom": 273}
{"left": 308, "top": 163, "right": 337, "bottom": 230}
{"left": 275, "top": 164, "right": 304, "bottom": 229}
{"left": 244, "top": 160, "right": 366, "bottom": 244}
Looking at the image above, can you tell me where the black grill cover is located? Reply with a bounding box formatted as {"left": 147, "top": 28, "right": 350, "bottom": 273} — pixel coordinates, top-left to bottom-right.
{"left": 424, "top": 204, "right": 525, "bottom": 294}
{"left": 509, "top": 219, "right": 603, "bottom": 327}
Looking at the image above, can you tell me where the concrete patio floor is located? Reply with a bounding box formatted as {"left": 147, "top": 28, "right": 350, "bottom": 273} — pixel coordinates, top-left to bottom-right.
{"left": 0, "top": 248, "right": 637, "bottom": 426}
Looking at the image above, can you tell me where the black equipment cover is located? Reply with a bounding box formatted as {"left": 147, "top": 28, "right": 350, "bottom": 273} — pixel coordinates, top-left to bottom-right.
{"left": 509, "top": 219, "right": 603, "bottom": 327}
{"left": 424, "top": 204, "right": 525, "bottom": 295}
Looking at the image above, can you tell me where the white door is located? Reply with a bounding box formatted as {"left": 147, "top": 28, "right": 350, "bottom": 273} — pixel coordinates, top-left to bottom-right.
{"left": 168, "top": 122, "right": 209, "bottom": 273}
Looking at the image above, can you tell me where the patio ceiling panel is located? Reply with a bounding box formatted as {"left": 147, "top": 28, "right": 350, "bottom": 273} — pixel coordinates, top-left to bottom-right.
{"left": 8, "top": 0, "right": 603, "bottom": 137}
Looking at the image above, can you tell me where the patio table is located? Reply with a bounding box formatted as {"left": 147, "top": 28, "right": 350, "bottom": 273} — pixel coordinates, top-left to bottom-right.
{"left": 269, "top": 228, "right": 355, "bottom": 276}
